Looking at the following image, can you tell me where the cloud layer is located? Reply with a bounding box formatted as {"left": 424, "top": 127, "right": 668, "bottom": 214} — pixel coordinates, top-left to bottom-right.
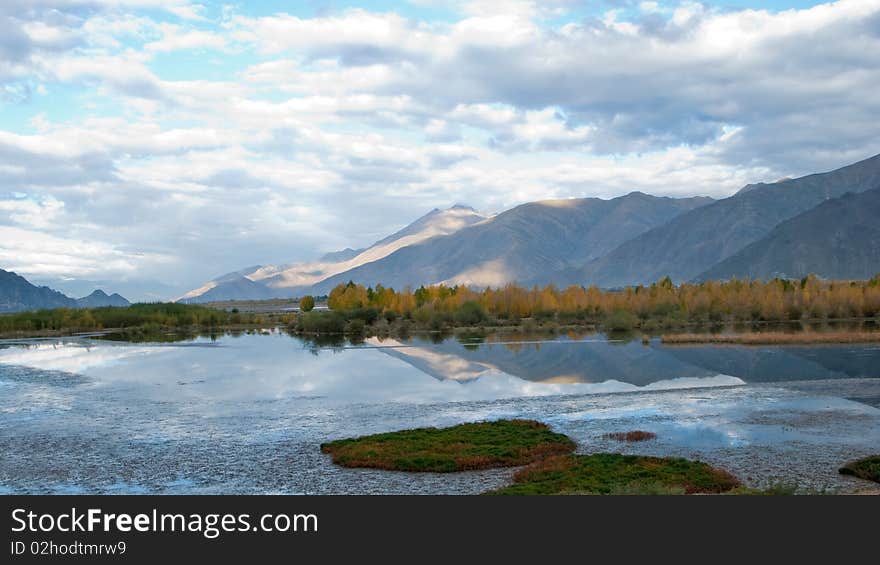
{"left": 1, "top": 0, "right": 879, "bottom": 298}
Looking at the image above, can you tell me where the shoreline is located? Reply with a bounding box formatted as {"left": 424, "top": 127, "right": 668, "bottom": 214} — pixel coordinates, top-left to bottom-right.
{"left": 5, "top": 323, "right": 880, "bottom": 346}
{"left": 0, "top": 323, "right": 277, "bottom": 341}
{"left": 661, "top": 331, "right": 880, "bottom": 345}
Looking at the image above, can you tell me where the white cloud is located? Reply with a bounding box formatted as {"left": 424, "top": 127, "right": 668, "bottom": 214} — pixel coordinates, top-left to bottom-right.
{"left": 0, "top": 195, "right": 65, "bottom": 229}
{"left": 144, "top": 26, "right": 225, "bottom": 53}
{"left": 230, "top": 10, "right": 431, "bottom": 56}
{"left": 0, "top": 225, "right": 171, "bottom": 279}
{"left": 1, "top": 0, "right": 879, "bottom": 298}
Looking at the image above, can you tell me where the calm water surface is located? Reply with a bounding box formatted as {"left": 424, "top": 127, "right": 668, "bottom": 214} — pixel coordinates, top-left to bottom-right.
{"left": 1, "top": 331, "right": 879, "bottom": 493}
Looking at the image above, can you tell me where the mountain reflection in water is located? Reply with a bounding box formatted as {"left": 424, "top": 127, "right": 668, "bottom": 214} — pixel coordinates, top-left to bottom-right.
{"left": 362, "top": 335, "right": 880, "bottom": 387}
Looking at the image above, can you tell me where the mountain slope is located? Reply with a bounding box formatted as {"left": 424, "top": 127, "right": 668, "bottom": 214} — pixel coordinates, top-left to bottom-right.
{"left": 319, "top": 248, "right": 362, "bottom": 263}
{"left": 181, "top": 275, "right": 276, "bottom": 303}
{"left": 577, "top": 153, "right": 880, "bottom": 287}
{"left": 179, "top": 205, "right": 488, "bottom": 302}
{"left": 698, "top": 187, "right": 880, "bottom": 281}
{"left": 0, "top": 268, "right": 75, "bottom": 313}
{"left": 305, "top": 192, "right": 712, "bottom": 294}
{"left": 0, "top": 269, "right": 131, "bottom": 312}
{"left": 258, "top": 204, "right": 487, "bottom": 290}
{"left": 178, "top": 266, "right": 266, "bottom": 302}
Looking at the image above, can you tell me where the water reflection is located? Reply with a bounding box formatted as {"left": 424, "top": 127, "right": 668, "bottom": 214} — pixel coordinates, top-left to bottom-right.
{"left": 3, "top": 332, "right": 879, "bottom": 402}
{"left": 0, "top": 335, "right": 742, "bottom": 407}
{"left": 369, "top": 335, "right": 714, "bottom": 386}
{"left": 1, "top": 331, "right": 880, "bottom": 494}
{"left": 657, "top": 343, "right": 880, "bottom": 382}
{"left": 365, "top": 334, "right": 880, "bottom": 386}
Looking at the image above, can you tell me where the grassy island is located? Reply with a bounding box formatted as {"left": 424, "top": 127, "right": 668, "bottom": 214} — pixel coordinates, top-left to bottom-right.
{"left": 322, "top": 420, "right": 746, "bottom": 494}
{"left": 604, "top": 430, "right": 657, "bottom": 442}
{"left": 839, "top": 455, "right": 880, "bottom": 484}
{"left": 489, "top": 453, "right": 741, "bottom": 495}
{"left": 320, "top": 420, "right": 576, "bottom": 472}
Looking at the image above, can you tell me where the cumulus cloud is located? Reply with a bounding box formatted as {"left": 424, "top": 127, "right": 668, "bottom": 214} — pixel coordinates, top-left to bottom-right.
{"left": 0, "top": 0, "right": 878, "bottom": 298}
{"left": 0, "top": 225, "right": 170, "bottom": 279}
{"left": 224, "top": 0, "right": 880, "bottom": 166}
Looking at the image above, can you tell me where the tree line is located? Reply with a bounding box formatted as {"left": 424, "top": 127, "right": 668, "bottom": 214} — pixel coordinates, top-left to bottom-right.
{"left": 4, "top": 275, "right": 879, "bottom": 337}
{"left": 306, "top": 275, "right": 880, "bottom": 333}
{"left": 0, "top": 303, "right": 256, "bottom": 335}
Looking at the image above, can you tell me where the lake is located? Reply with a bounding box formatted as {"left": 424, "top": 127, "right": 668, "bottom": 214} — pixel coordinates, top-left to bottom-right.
{"left": 1, "top": 330, "right": 879, "bottom": 494}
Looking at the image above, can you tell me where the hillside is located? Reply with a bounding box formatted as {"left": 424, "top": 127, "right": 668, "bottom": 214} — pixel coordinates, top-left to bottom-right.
{"left": 576, "top": 153, "right": 880, "bottom": 287}
{"left": 0, "top": 268, "right": 130, "bottom": 313}
{"left": 0, "top": 269, "right": 75, "bottom": 313}
{"left": 698, "top": 187, "right": 880, "bottom": 281}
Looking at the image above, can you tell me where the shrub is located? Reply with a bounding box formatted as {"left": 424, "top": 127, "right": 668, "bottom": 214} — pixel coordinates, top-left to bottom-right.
{"left": 345, "top": 319, "right": 366, "bottom": 335}
{"left": 297, "top": 311, "right": 345, "bottom": 334}
{"left": 348, "top": 307, "right": 378, "bottom": 325}
{"left": 454, "top": 301, "right": 488, "bottom": 326}
{"left": 603, "top": 309, "right": 638, "bottom": 331}
{"left": 299, "top": 295, "right": 315, "bottom": 312}
{"left": 428, "top": 310, "right": 451, "bottom": 330}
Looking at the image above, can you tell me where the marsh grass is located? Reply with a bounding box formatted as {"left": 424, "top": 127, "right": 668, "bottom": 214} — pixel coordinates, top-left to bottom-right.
{"left": 604, "top": 430, "right": 657, "bottom": 442}
{"left": 488, "top": 453, "right": 741, "bottom": 495}
{"left": 661, "top": 331, "right": 880, "bottom": 345}
{"left": 320, "top": 419, "right": 576, "bottom": 472}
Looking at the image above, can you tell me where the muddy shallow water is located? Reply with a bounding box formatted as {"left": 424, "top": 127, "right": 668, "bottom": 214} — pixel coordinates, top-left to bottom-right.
{"left": 1, "top": 332, "right": 878, "bottom": 494}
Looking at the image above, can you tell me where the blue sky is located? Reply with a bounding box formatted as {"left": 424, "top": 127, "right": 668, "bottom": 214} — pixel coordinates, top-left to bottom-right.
{"left": 0, "top": 0, "right": 878, "bottom": 299}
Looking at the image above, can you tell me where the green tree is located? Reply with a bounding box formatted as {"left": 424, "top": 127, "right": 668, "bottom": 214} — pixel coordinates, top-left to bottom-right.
{"left": 414, "top": 285, "right": 430, "bottom": 307}
{"left": 300, "top": 295, "right": 315, "bottom": 312}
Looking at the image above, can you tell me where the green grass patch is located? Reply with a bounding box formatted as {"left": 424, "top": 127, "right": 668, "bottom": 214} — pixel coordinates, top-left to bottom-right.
{"left": 839, "top": 455, "right": 880, "bottom": 483}
{"left": 488, "top": 453, "right": 741, "bottom": 495}
{"left": 320, "top": 419, "right": 576, "bottom": 472}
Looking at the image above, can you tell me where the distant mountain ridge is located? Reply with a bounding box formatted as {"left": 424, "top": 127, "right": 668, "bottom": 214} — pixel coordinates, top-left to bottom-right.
{"left": 75, "top": 289, "right": 131, "bottom": 309}
{"left": 179, "top": 205, "right": 489, "bottom": 302}
{"left": 0, "top": 269, "right": 75, "bottom": 313}
{"left": 179, "top": 152, "right": 880, "bottom": 301}
{"left": 0, "top": 268, "right": 130, "bottom": 313}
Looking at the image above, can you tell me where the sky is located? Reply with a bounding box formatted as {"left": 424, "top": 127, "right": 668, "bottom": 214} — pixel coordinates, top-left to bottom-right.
{"left": 1, "top": 0, "right": 878, "bottom": 300}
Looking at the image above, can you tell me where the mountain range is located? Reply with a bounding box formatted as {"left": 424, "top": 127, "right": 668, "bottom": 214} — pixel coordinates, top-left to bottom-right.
{"left": 574, "top": 153, "right": 880, "bottom": 287}
{"left": 0, "top": 268, "right": 130, "bottom": 313}
{"left": 166, "top": 153, "right": 876, "bottom": 301}
{"left": 178, "top": 204, "right": 489, "bottom": 302}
